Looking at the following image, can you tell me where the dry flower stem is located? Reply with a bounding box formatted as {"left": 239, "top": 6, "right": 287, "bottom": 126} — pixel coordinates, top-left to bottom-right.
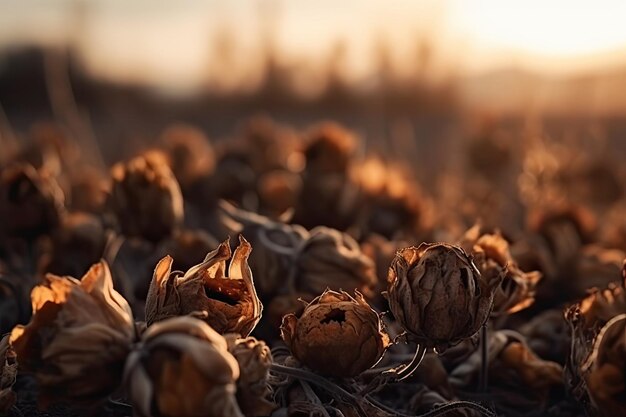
{"left": 479, "top": 324, "right": 488, "bottom": 392}
{"left": 394, "top": 345, "right": 428, "bottom": 381}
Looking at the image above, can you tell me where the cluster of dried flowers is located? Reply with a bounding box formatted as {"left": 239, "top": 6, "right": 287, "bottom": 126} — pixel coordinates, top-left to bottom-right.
{"left": 1, "top": 118, "right": 626, "bottom": 417}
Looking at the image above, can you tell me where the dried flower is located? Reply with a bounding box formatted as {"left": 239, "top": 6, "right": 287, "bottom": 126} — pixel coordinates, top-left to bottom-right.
{"left": 387, "top": 243, "right": 501, "bottom": 352}
{"left": 297, "top": 227, "right": 376, "bottom": 298}
{"left": 110, "top": 152, "right": 183, "bottom": 242}
{"left": 222, "top": 204, "right": 376, "bottom": 303}
{"left": 38, "top": 211, "right": 107, "bottom": 279}
{"left": 459, "top": 224, "right": 542, "bottom": 315}
{"left": 225, "top": 334, "right": 276, "bottom": 416}
{"left": 145, "top": 236, "right": 262, "bottom": 336}
{"left": 159, "top": 123, "right": 216, "bottom": 194}
{"left": 9, "top": 261, "right": 134, "bottom": 407}
{"left": 584, "top": 314, "right": 626, "bottom": 416}
{"left": 281, "top": 289, "right": 389, "bottom": 377}
{"left": 565, "top": 266, "right": 626, "bottom": 411}
{"left": 124, "top": 316, "right": 243, "bottom": 417}
{"left": 0, "top": 163, "right": 64, "bottom": 240}
{"left": 0, "top": 335, "right": 17, "bottom": 414}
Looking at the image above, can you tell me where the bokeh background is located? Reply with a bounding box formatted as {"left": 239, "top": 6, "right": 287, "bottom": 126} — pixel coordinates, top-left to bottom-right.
{"left": 2, "top": 0, "right": 626, "bottom": 179}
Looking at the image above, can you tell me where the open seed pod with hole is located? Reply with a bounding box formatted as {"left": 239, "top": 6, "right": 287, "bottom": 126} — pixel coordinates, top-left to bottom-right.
{"left": 387, "top": 243, "right": 502, "bottom": 352}
{"left": 9, "top": 260, "right": 134, "bottom": 408}
{"left": 145, "top": 235, "right": 262, "bottom": 336}
{"left": 281, "top": 289, "right": 389, "bottom": 378}
{"left": 124, "top": 316, "right": 243, "bottom": 417}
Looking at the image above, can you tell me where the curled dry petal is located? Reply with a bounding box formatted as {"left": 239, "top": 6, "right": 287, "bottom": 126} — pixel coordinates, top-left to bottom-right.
{"left": 146, "top": 235, "right": 262, "bottom": 336}
{"left": 565, "top": 264, "right": 626, "bottom": 413}
{"left": 0, "top": 335, "right": 17, "bottom": 414}
{"left": 584, "top": 314, "right": 626, "bottom": 416}
{"left": 124, "top": 316, "right": 243, "bottom": 417}
{"left": 281, "top": 289, "right": 389, "bottom": 377}
{"left": 499, "top": 342, "right": 563, "bottom": 400}
{"left": 459, "top": 224, "right": 542, "bottom": 316}
{"left": 225, "top": 334, "right": 277, "bottom": 417}
{"left": 9, "top": 261, "right": 134, "bottom": 407}
{"left": 387, "top": 243, "right": 501, "bottom": 352}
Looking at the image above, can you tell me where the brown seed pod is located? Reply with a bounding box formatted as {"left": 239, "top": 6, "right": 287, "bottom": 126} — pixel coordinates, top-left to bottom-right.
{"left": 0, "top": 163, "right": 64, "bottom": 240}
{"left": 565, "top": 265, "right": 626, "bottom": 413}
{"left": 225, "top": 334, "right": 276, "bottom": 417}
{"left": 281, "top": 289, "right": 389, "bottom": 378}
{"left": 387, "top": 243, "right": 501, "bottom": 352}
{"left": 145, "top": 236, "right": 262, "bottom": 336}
{"left": 0, "top": 335, "right": 17, "bottom": 414}
{"left": 584, "top": 314, "right": 626, "bottom": 416}
{"left": 9, "top": 261, "right": 134, "bottom": 408}
{"left": 459, "top": 224, "right": 542, "bottom": 316}
{"left": 124, "top": 317, "right": 243, "bottom": 417}
{"left": 110, "top": 152, "right": 183, "bottom": 243}
{"left": 221, "top": 204, "right": 376, "bottom": 303}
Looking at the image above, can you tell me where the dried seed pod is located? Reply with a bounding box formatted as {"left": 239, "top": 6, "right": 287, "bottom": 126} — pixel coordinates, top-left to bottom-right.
{"left": 9, "top": 261, "right": 134, "bottom": 407}
{"left": 225, "top": 334, "right": 276, "bottom": 417}
{"left": 38, "top": 211, "right": 107, "bottom": 279}
{"left": 159, "top": 123, "right": 216, "bottom": 195}
{"left": 387, "top": 243, "right": 501, "bottom": 352}
{"left": 145, "top": 236, "right": 262, "bottom": 336}
{"left": 0, "top": 335, "right": 17, "bottom": 414}
{"left": 110, "top": 152, "right": 183, "bottom": 243}
{"left": 0, "top": 163, "right": 64, "bottom": 240}
{"left": 565, "top": 266, "right": 626, "bottom": 412}
{"left": 222, "top": 204, "right": 376, "bottom": 303}
{"left": 281, "top": 289, "right": 389, "bottom": 377}
{"left": 124, "top": 316, "right": 243, "bottom": 417}
{"left": 459, "top": 225, "right": 542, "bottom": 316}
{"left": 584, "top": 314, "right": 626, "bottom": 416}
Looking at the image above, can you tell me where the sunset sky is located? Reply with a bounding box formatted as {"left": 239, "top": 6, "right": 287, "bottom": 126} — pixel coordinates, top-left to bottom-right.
{"left": 1, "top": 0, "right": 626, "bottom": 92}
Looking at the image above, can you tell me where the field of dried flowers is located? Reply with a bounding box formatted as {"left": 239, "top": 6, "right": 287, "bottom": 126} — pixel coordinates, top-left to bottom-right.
{"left": 1, "top": 118, "right": 625, "bottom": 417}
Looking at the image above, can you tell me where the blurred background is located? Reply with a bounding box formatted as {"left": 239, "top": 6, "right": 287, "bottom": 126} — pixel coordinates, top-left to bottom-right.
{"left": 2, "top": 0, "right": 626, "bottom": 165}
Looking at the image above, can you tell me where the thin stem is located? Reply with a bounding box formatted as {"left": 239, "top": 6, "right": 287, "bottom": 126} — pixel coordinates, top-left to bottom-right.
{"left": 270, "top": 364, "right": 356, "bottom": 402}
{"left": 416, "top": 401, "right": 496, "bottom": 417}
{"left": 395, "top": 344, "right": 427, "bottom": 381}
{"left": 479, "top": 324, "right": 488, "bottom": 392}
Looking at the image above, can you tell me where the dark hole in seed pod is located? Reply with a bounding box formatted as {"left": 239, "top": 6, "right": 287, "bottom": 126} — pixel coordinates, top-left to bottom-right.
{"left": 204, "top": 280, "right": 241, "bottom": 306}
{"left": 321, "top": 308, "right": 346, "bottom": 324}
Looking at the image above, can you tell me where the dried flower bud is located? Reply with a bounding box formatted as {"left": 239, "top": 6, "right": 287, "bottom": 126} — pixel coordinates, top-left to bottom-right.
{"left": 225, "top": 334, "right": 276, "bottom": 417}
{"left": 0, "top": 163, "right": 64, "bottom": 240}
{"left": 565, "top": 266, "right": 626, "bottom": 411}
{"left": 387, "top": 243, "right": 501, "bottom": 352}
{"left": 124, "top": 317, "right": 243, "bottom": 417}
{"left": 9, "top": 261, "right": 134, "bottom": 407}
{"left": 584, "top": 314, "right": 626, "bottom": 416}
{"left": 222, "top": 204, "right": 376, "bottom": 303}
{"left": 110, "top": 152, "right": 183, "bottom": 242}
{"left": 281, "top": 289, "right": 389, "bottom": 377}
{"left": 159, "top": 123, "right": 215, "bottom": 194}
{"left": 146, "top": 236, "right": 262, "bottom": 336}
{"left": 298, "top": 227, "right": 376, "bottom": 298}
{"left": 459, "top": 225, "right": 542, "bottom": 315}
{"left": 0, "top": 335, "right": 17, "bottom": 414}
{"left": 38, "top": 211, "right": 107, "bottom": 279}
{"left": 303, "top": 122, "right": 357, "bottom": 174}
